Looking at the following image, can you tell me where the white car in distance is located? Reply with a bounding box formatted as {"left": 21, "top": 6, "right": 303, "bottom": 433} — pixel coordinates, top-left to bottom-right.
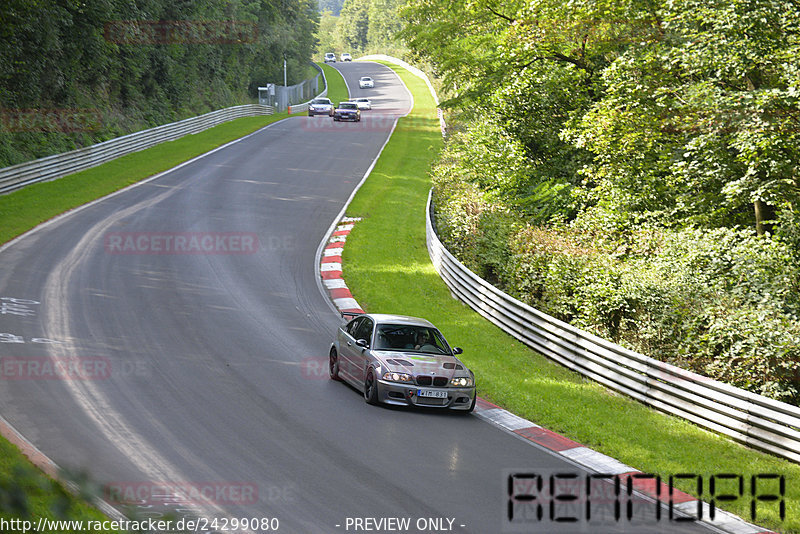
{"left": 352, "top": 98, "right": 372, "bottom": 110}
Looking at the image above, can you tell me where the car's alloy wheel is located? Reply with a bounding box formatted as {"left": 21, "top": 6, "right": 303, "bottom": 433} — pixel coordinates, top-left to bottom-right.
{"left": 364, "top": 369, "right": 379, "bottom": 405}
{"left": 329, "top": 348, "right": 340, "bottom": 381}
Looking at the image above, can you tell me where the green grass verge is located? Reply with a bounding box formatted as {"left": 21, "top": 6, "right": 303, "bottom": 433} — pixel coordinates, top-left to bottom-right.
{"left": 0, "top": 114, "right": 285, "bottom": 246}
{"left": 0, "top": 62, "right": 352, "bottom": 247}
{"left": 318, "top": 62, "right": 350, "bottom": 103}
{"left": 0, "top": 64, "right": 352, "bottom": 528}
{"left": 341, "top": 61, "right": 800, "bottom": 533}
{"left": 0, "top": 438, "right": 120, "bottom": 531}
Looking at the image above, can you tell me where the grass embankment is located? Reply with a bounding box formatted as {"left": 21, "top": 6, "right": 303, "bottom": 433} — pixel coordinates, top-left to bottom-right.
{"left": 0, "top": 65, "right": 350, "bottom": 529}
{"left": 1, "top": 62, "right": 349, "bottom": 247}
{"left": 341, "top": 61, "right": 799, "bottom": 533}
{"left": 0, "top": 114, "right": 285, "bottom": 246}
{"left": 318, "top": 62, "right": 350, "bottom": 102}
{"left": 0, "top": 435, "right": 121, "bottom": 530}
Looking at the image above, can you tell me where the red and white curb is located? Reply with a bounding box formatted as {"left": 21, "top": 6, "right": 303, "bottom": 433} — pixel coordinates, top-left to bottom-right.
{"left": 473, "top": 397, "right": 775, "bottom": 534}
{"left": 318, "top": 221, "right": 775, "bottom": 534}
{"left": 319, "top": 223, "right": 774, "bottom": 533}
{"left": 316, "top": 62, "right": 776, "bottom": 534}
{"left": 320, "top": 217, "right": 364, "bottom": 315}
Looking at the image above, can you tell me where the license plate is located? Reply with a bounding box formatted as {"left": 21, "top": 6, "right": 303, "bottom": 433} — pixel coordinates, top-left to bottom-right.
{"left": 417, "top": 389, "right": 447, "bottom": 399}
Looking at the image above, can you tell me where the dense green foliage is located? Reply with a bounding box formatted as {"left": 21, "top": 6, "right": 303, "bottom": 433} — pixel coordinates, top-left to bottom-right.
{"left": 403, "top": 0, "right": 800, "bottom": 403}
{"left": 315, "top": 0, "right": 406, "bottom": 58}
{"left": 0, "top": 437, "right": 120, "bottom": 532}
{"left": 0, "top": 0, "right": 319, "bottom": 167}
{"left": 342, "top": 62, "right": 800, "bottom": 533}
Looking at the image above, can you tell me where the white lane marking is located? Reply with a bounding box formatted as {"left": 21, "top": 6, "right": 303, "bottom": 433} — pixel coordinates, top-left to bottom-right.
{"left": 40, "top": 189, "right": 231, "bottom": 522}
{"left": 313, "top": 62, "right": 411, "bottom": 316}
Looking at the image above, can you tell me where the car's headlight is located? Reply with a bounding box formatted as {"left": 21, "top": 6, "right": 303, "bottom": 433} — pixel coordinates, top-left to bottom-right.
{"left": 450, "top": 376, "right": 474, "bottom": 387}
{"left": 382, "top": 371, "right": 414, "bottom": 383}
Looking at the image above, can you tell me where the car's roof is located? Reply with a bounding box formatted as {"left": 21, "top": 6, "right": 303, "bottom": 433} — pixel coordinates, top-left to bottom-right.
{"left": 367, "top": 314, "right": 436, "bottom": 328}
{"left": 360, "top": 76, "right": 372, "bottom": 80}
{"left": 312, "top": 98, "right": 331, "bottom": 103}
{"left": 354, "top": 97, "right": 370, "bottom": 101}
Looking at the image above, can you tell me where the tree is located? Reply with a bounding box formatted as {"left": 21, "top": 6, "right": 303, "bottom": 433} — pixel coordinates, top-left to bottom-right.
{"left": 337, "top": 0, "right": 370, "bottom": 52}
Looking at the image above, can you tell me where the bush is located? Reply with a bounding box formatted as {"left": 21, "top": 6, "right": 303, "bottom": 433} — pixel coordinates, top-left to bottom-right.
{"left": 434, "top": 185, "right": 800, "bottom": 403}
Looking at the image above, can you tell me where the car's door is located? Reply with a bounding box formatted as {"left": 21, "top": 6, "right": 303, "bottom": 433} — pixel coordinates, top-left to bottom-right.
{"left": 350, "top": 317, "right": 374, "bottom": 383}
{"left": 338, "top": 317, "right": 363, "bottom": 381}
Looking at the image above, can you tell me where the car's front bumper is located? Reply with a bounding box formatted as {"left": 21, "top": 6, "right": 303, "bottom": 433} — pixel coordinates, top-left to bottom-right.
{"left": 334, "top": 113, "right": 359, "bottom": 121}
{"left": 308, "top": 108, "right": 332, "bottom": 116}
{"left": 375, "top": 379, "right": 476, "bottom": 410}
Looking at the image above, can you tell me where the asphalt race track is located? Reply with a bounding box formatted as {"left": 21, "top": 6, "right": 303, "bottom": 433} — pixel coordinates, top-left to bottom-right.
{"left": 0, "top": 62, "right": 712, "bottom": 533}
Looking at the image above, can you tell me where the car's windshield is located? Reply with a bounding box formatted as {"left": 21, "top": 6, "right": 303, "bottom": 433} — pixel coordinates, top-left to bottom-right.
{"left": 361, "top": 77, "right": 371, "bottom": 81}
{"left": 312, "top": 99, "right": 330, "bottom": 105}
{"left": 373, "top": 324, "right": 450, "bottom": 354}
{"left": 340, "top": 103, "right": 357, "bottom": 109}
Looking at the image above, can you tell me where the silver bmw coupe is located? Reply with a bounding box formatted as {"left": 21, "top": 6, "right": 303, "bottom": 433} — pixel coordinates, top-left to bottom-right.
{"left": 329, "top": 313, "right": 476, "bottom": 412}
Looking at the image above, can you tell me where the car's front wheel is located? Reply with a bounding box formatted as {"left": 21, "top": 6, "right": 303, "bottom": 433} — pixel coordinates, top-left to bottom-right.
{"left": 364, "top": 368, "right": 379, "bottom": 405}
{"left": 329, "top": 348, "right": 341, "bottom": 381}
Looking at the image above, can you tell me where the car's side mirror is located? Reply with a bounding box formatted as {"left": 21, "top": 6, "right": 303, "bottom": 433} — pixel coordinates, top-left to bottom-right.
{"left": 356, "top": 339, "right": 369, "bottom": 348}
{"left": 453, "top": 347, "right": 463, "bottom": 355}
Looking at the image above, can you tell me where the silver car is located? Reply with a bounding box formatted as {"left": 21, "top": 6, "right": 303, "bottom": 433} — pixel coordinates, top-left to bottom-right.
{"left": 308, "top": 97, "right": 334, "bottom": 117}
{"left": 329, "top": 313, "right": 476, "bottom": 412}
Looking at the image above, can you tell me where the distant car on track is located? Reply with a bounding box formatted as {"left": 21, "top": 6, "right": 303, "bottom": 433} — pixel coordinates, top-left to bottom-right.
{"left": 358, "top": 76, "right": 374, "bottom": 89}
{"left": 329, "top": 313, "right": 476, "bottom": 412}
{"left": 352, "top": 97, "right": 372, "bottom": 110}
{"left": 308, "top": 98, "right": 334, "bottom": 117}
{"left": 333, "top": 101, "right": 361, "bottom": 122}
{"left": 341, "top": 53, "right": 352, "bottom": 62}
{"left": 324, "top": 52, "right": 336, "bottom": 63}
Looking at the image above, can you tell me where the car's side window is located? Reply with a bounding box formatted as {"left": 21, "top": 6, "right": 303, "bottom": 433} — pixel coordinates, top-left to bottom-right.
{"left": 346, "top": 317, "right": 362, "bottom": 337}
{"left": 354, "top": 319, "right": 374, "bottom": 346}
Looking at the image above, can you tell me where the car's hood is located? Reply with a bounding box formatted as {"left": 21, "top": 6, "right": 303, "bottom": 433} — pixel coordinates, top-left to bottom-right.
{"left": 372, "top": 351, "right": 467, "bottom": 378}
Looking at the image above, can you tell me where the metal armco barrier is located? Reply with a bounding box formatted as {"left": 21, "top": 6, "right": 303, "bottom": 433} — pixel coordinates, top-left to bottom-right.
{"left": 288, "top": 62, "right": 329, "bottom": 115}
{"left": 0, "top": 104, "right": 274, "bottom": 194}
{"left": 426, "top": 190, "right": 800, "bottom": 464}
